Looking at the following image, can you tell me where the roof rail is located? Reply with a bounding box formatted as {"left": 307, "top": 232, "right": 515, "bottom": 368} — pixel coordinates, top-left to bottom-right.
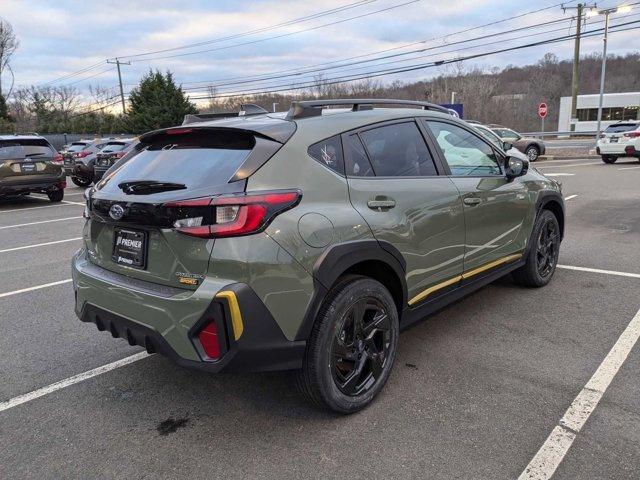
{"left": 182, "top": 103, "right": 269, "bottom": 125}
{"left": 285, "top": 98, "right": 450, "bottom": 120}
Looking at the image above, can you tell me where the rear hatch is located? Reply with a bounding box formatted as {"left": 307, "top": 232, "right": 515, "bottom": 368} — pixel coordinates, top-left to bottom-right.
{"left": 0, "top": 140, "right": 59, "bottom": 184}
{"left": 86, "top": 127, "right": 284, "bottom": 290}
{"left": 63, "top": 142, "right": 90, "bottom": 168}
{"left": 601, "top": 123, "right": 639, "bottom": 144}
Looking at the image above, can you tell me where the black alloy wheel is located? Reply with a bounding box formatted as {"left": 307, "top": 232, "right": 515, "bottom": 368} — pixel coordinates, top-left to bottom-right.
{"left": 536, "top": 217, "right": 560, "bottom": 279}
{"left": 330, "top": 297, "right": 391, "bottom": 396}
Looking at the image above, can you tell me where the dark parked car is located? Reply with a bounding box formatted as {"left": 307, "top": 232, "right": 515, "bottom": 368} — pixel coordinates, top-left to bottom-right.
{"left": 0, "top": 134, "right": 66, "bottom": 202}
{"left": 62, "top": 138, "right": 115, "bottom": 187}
{"left": 489, "top": 125, "right": 546, "bottom": 162}
{"left": 93, "top": 138, "right": 139, "bottom": 182}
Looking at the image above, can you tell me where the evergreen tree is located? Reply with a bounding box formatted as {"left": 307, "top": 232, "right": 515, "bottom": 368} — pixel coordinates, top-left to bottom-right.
{"left": 126, "top": 70, "right": 196, "bottom": 133}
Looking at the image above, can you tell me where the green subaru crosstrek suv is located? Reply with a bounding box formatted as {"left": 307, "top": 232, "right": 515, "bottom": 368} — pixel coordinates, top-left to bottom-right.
{"left": 73, "top": 99, "right": 564, "bottom": 413}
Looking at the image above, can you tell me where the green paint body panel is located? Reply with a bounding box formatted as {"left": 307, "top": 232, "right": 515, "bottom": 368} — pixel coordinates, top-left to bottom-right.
{"left": 72, "top": 107, "right": 563, "bottom": 371}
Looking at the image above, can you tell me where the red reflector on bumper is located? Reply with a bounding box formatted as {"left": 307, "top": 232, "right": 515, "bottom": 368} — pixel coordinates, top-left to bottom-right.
{"left": 198, "top": 321, "right": 221, "bottom": 359}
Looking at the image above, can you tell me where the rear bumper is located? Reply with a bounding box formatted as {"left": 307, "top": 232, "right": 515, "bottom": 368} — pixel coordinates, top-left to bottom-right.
{"left": 73, "top": 251, "right": 305, "bottom": 373}
{"left": 596, "top": 142, "right": 633, "bottom": 155}
{"left": 0, "top": 175, "right": 65, "bottom": 196}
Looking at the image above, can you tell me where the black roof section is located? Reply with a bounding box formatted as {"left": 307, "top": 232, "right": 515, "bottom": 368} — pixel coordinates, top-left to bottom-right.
{"left": 285, "top": 98, "right": 451, "bottom": 120}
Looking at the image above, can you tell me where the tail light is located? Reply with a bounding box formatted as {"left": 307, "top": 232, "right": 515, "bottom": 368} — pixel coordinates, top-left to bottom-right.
{"left": 625, "top": 146, "right": 636, "bottom": 155}
{"left": 52, "top": 153, "right": 64, "bottom": 165}
{"left": 74, "top": 150, "right": 91, "bottom": 158}
{"left": 164, "top": 190, "right": 301, "bottom": 238}
{"left": 623, "top": 131, "right": 640, "bottom": 138}
{"left": 197, "top": 321, "right": 221, "bottom": 360}
{"left": 115, "top": 151, "right": 126, "bottom": 158}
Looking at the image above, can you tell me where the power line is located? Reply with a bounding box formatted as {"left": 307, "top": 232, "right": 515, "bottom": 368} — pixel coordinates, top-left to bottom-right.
{"left": 114, "top": 0, "right": 378, "bottom": 60}
{"left": 191, "top": 19, "right": 640, "bottom": 100}
{"left": 182, "top": 16, "right": 581, "bottom": 93}
{"left": 125, "top": 0, "right": 423, "bottom": 63}
{"left": 146, "top": 0, "right": 579, "bottom": 89}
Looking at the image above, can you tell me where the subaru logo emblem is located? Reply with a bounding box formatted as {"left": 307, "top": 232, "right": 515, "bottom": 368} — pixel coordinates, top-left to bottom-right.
{"left": 109, "top": 204, "right": 125, "bottom": 220}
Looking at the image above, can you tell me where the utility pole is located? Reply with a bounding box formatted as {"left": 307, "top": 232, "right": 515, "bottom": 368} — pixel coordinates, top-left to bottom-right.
{"left": 562, "top": 3, "right": 597, "bottom": 131}
{"left": 107, "top": 58, "right": 130, "bottom": 114}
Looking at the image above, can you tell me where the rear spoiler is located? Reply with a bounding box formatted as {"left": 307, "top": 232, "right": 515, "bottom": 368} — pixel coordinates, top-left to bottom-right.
{"left": 182, "top": 104, "right": 269, "bottom": 125}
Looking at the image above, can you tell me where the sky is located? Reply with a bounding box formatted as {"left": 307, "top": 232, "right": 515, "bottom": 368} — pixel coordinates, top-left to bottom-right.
{"left": 1, "top": 0, "right": 638, "bottom": 105}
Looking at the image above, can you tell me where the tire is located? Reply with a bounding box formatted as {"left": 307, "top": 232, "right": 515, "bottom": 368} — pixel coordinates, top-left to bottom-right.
{"left": 71, "top": 176, "right": 92, "bottom": 187}
{"left": 512, "top": 209, "right": 561, "bottom": 288}
{"left": 47, "top": 190, "right": 64, "bottom": 203}
{"left": 601, "top": 155, "right": 617, "bottom": 164}
{"left": 296, "top": 275, "right": 399, "bottom": 414}
{"left": 525, "top": 145, "right": 540, "bottom": 162}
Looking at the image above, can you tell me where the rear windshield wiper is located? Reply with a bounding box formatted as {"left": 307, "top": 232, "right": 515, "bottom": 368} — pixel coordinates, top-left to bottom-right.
{"left": 118, "top": 180, "right": 187, "bottom": 195}
{"left": 25, "top": 152, "right": 47, "bottom": 157}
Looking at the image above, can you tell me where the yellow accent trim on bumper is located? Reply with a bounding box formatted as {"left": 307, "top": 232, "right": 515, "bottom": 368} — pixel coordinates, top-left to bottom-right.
{"left": 215, "top": 291, "right": 244, "bottom": 340}
{"left": 407, "top": 253, "right": 523, "bottom": 306}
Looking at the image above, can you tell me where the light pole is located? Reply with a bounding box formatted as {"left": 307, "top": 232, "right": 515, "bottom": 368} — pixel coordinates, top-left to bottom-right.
{"left": 589, "top": 4, "right": 633, "bottom": 139}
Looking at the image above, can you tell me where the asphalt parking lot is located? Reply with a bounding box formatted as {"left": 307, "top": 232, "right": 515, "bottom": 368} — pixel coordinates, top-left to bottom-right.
{"left": 1, "top": 158, "right": 639, "bottom": 479}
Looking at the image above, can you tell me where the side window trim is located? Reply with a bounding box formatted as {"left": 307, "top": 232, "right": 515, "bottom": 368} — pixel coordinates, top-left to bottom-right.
{"left": 343, "top": 118, "right": 444, "bottom": 178}
{"left": 341, "top": 132, "right": 376, "bottom": 177}
{"left": 421, "top": 118, "right": 505, "bottom": 178}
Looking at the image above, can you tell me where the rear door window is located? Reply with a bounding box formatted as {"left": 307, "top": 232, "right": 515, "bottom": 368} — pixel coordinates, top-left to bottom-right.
{"left": 359, "top": 122, "right": 438, "bottom": 177}
{"left": 97, "top": 130, "right": 253, "bottom": 194}
{"left": 344, "top": 134, "right": 374, "bottom": 177}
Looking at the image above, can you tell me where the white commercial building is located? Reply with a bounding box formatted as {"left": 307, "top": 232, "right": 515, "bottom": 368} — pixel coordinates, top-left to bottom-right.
{"left": 557, "top": 91, "right": 640, "bottom": 132}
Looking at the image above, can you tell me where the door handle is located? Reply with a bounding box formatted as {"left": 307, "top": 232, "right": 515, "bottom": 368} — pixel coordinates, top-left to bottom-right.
{"left": 463, "top": 197, "right": 482, "bottom": 206}
{"left": 367, "top": 198, "right": 396, "bottom": 210}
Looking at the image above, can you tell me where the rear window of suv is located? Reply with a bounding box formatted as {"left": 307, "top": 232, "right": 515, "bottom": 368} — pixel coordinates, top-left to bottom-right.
{"left": 0, "top": 139, "right": 55, "bottom": 159}
{"left": 100, "top": 142, "right": 128, "bottom": 152}
{"left": 68, "top": 143, "right": 89, "bottom": 152}
{"left": 604, "top": 123, "right": 639, "bottom": 133}
{"left": 97, "top": 130, "right": 254, "bottom": 193}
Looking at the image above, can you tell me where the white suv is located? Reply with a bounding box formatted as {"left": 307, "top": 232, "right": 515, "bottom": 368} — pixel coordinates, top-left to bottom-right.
{"left": 596, "top": 121, "right": 640, "bottom": 164}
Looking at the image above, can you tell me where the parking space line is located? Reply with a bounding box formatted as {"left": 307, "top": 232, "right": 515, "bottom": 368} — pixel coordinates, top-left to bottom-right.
{"left": 557, "top": 264, "right": 640, "bottom": 279}
{"left": 544, "top": 173, "right": 574, "bottom": 177}
{"left": 0, "top": 203, "right": 81, "bottom": 214}
{"left": 518, "top": 307, "right": 640, "bottom": 480}
{"left": 62, "top": 200, "right": 85, "bottom": 206}
{"left": 617, "top": 166, "right": 640, "bottom": 170}
{"left": 0, "top": 216, "right": 83, "bottom": 230}
{"left": 563, "top": 195, "right": 578, "bottom": 201}
{"left": 538, "top": 162, "right": 601, "bottom": 168}
{"left": 0, "top": 238, "right": 82, "bottom": 254}
{"left": 0, "top": 352, "right": 149, "bottom": 413}
{"left": 0, "top": 279, "right": 72, "bottom": 299}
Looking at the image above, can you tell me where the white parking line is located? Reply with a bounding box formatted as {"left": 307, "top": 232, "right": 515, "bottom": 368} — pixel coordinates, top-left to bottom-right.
{"left": 538, "top": 162, "right": 601, "bottom": 168}
{"left": 62, "top": 200, "right": 85, "bottom": 206}
{"left": 563, "top": 195, "right": 578, "bottom": 201}
{"left": 617, "top": 166, "right": 640, "bottom": 171}
{"left": 0, "top": 203, "right": 81, "bottom": 214}
{"left": 544, "top": 173, "right": 574, "bottom": 177}
{"left": 0, "top": 279, "right": 72, "bottom": 299}
{"left": 557, "top": 264, "right": 640, "bottom": 279}
{"left": 518, "top": 307, "right": 640, "bottom": 480}
{"left": 0, "top": 238, "right": 82, "bottom": 254}
{"left": 0, "top": 352, "right": 150, "bottom": 413}
{"left": 0, "top": 216, "right": 83, "bottom": 230}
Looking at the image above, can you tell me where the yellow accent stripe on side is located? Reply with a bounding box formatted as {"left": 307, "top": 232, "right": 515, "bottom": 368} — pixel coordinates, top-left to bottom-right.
{"left": 407, "top": 253, "right": 524, "bottom": 307}
{"left": 461, "top": 253, "right": 523, "bottom": 280}
{"left": 215, "top": 291, "right": 244, "bottom": 340}
{"left": 408, "top": 275, "right": 463, "bottom": 306}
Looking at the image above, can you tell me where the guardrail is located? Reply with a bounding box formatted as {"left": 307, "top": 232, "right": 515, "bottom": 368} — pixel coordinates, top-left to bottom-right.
{"left": 520, "top": 130, "right": 598, "bottom": 138}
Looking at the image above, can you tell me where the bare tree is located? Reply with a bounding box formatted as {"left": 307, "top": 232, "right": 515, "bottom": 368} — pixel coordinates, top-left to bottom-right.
{"left": 0, "top": 18, "right": 19, "bottom": 96}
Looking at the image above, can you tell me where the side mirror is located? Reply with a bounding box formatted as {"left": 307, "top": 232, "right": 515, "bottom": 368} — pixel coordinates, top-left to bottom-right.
{"left": 503, "top": 141, "right": 513, "bottom": 151}
{"left": 505, "top": 156, "right": 529, "bottom": 180}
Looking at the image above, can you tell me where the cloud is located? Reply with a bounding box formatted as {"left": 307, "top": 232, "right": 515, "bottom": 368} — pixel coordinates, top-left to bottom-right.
{"left": 2, "top": 0, "right": 638, "bottom": 98}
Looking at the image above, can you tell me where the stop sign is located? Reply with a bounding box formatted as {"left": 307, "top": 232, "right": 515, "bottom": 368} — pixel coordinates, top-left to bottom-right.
{"left": 538, "top": 103, "right": 548, "bottom": 118}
